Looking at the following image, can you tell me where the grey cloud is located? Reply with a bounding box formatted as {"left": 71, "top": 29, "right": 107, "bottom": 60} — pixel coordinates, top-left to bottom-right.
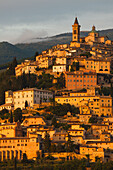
{"left": 0, "top": 0, "right": 113, "bottom": 42}
{"left": 12, "top": 28, "right": 48, "bottom": 43}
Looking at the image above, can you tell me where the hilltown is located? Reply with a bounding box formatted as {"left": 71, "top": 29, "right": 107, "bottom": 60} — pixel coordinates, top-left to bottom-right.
{"left": 1, "top": 17, "right": 113, "bottom": 163}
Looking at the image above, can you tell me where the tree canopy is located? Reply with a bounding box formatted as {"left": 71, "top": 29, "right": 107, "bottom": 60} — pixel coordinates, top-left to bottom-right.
{"left": 46, "top": 103, "right": 79, "bottom": 116}
{"left": 14, "top": 108, "right": 22, "bottom": 122}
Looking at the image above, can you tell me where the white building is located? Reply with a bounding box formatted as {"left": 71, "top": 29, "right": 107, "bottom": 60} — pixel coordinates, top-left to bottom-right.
{"left": 53, "top": 64, "right": 67, "bottom": 73}
{"left": 4, "top": 88, "right": 53, "bottom": 110}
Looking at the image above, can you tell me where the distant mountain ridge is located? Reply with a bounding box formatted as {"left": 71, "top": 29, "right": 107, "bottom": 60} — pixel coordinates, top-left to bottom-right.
{"left": 0, "top": 29, "right": 113, "bottom": 65}
{"left": 0, "top": 42, "right": 30, "bottom": 64}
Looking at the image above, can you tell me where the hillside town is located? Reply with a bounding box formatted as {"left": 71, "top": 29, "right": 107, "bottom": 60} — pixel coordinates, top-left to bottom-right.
{"left": 1, "top": 17, "right": 113, "bottom": 166}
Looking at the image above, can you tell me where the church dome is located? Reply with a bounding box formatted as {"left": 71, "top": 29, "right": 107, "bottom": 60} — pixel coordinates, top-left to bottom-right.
{"left": 91, "top": 25, "right": 97, "bottom": 33}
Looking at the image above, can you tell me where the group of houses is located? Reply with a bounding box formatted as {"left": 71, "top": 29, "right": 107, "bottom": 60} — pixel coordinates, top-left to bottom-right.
{"left": 0, "top": 17, "right": 113, "bottom": 162}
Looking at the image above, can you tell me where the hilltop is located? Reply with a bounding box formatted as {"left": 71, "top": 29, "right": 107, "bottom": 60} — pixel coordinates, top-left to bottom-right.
{"left": 0, "top": 29, "right": 113, "bottom": 65}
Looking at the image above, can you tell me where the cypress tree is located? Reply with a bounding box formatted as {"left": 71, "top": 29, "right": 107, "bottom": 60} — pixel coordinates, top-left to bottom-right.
{"left": 43, "top": 132, "right": 51, "bottom": 153}
{"left": 9, "top": 111, "right": 13, "bottom": 123}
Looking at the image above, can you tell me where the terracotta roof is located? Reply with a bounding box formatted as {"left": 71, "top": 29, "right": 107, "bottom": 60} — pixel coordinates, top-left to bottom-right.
{"left": 0, "top": 103, "right": 14, "bottom": 107}
{"left": 0, "top": 123, "right": 16, "bottom": 126}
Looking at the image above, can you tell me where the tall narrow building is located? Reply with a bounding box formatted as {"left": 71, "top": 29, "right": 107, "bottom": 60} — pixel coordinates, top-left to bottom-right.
{"left": 72, "top": 17, "right": 80, "bottom": 42}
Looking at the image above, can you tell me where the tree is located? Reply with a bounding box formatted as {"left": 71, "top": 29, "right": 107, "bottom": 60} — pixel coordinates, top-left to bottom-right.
{"left": 75, "top": 62, "right": 79, "bottom": 71}
{"left": 50, "top": 144, "right": 56, "bottom": 152}
{"left": 43, "top": 132, "right": 51, "bottom": 153}
{"left": 45, "top": 155, "right": 55, "bottom": 160}
{"left": 43, "top": 97, "right": 47, "bottom": 102}
{"left": 13, "top": 57, "right": 18, "bottom": 68}
{"left": 49, "top": 97, "right": 55, "bottom": 107}
{"left": 56, "top": 73, "right": 65, "bottom": 89}
{"left": 22, "top": 153, "right": 28, "bottom": 163}
{"left": 95, "top": 156, "right": 100, "bottom": 162}
{"left": 65, "top": 133, "right": 74, "bottom": 152}
{"left": 70, "top": 62, "right": 79, "bottom": 71}
{"left": 21, "top": 72, "right": 27, "bottom": 88}
{"left": 35, "top": 66, "right": 40, "bottom": 71}
{"left": 52, "top": 117, "right": 57, "bottom": 127}
{"left": 56, "top": 143, "right": 65, "bottom": 153}
{"left": 8, "top": 57, "right": 17, "bottom": 75}
{"left": 80, "top": 52, "right": 92, "bottom": 58}
{"left": 9, "top": 111, "right": 13, "bottom": 123}
{"left": 0, "top": 109, "right": 10, "bottom": 120}
{"left": 25, "top": 101, "right": 28, "bottom": 108}
{"left": 34, "top": 51, "right": 39, "bottom": 61}
{"left": 81, "top": 124, "right": 91, "bottom": 131}
{"left": 13, "top": 157, "right": 17, "bottom": 170}
{"left": 14, "top": 108, "right": 22, "bottom": 122}
{"left": 88, "top": 116, "right": 97, "bottom": 123}
{"left": 37, "top": 73, "right": 54, "bottom": 89}
{"left": 46, "top": 103, "right": 79, "bottom": 117}
{"left": 36, "top": 151, "right": 41, "bottom": 160}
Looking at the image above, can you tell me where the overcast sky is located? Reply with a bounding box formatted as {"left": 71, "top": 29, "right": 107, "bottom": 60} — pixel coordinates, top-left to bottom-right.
{"left": 0, "top": 0, "right": 113, "bottom": 43}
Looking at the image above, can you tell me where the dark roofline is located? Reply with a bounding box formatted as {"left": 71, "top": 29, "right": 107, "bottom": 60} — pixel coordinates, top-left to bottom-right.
{"left": 86, "top": 141, "right": 112, "bottom": 144}
{"left": 0, "top": 137, "right": 30, "bottom": 140}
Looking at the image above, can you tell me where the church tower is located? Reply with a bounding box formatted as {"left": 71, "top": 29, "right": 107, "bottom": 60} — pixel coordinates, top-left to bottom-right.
{"left": 72, "top": 17, "right": 80, "bottom": 42}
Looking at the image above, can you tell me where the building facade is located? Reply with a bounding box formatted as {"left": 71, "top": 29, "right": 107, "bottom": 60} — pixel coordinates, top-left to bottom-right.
{"left": 53, "top": 64, "right": 67, "bottom": 73}
{"left": 0, "top": 136, "right": 41, "bottom": 161}
{"left": 55, "top": 88, "right": 112, "bottom": 117}
{"left": 65, "top": 70, "right": 97, "bottom": 90}
{"left": 4, "top": 88, "right": 53, "bottom": 110}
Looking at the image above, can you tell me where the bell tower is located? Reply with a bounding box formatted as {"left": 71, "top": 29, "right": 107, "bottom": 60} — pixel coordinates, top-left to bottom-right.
{"left": 72, "top": 17, "right": 80, "bottom": 42}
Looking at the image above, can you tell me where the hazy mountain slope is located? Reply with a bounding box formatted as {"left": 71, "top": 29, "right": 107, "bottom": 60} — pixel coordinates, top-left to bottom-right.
{"left": 98, "top": 29, "right": 113, "bottom": 40}
{"left": 0, "top": 42, "right": 31, "bottom": 65}
{"left": 0, "top": 29, "right": 113, "bottom": 65}
{"left": 16, "top": 35, "right": 72, "bottom": 55}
